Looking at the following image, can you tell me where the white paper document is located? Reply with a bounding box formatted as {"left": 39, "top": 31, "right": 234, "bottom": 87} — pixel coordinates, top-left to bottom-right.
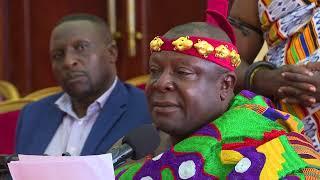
{"left": 8, "top": 154, "right": 115, "bottom": 180}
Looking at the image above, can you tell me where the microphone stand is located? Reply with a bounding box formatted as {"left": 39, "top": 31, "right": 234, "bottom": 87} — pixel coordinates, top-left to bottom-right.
{"left": 111, "top": 144, "right": 133, "bottom": 169}
{"left": 0, "top": 154, "right": 18, "bottom": 180}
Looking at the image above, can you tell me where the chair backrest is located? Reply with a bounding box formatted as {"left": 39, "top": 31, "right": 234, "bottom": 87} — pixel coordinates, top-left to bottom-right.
{"left": 0, "top": 86, "right": 62, "bottom": 154}
{"left": 0, "top": 80, "right": 20, "bottom": 102}
{"left": 0, "top": 99, "right": 34, "bottom": 154}
{"left": 125, "top": 75, "right": 149, "bottom": 90}
{"left": 24, "top": 86, "right": 62, "bottom": 101}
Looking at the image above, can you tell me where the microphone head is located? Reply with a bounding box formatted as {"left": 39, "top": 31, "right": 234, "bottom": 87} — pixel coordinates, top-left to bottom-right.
{"left": 122, "top": 124, "right": 160, "bottom": 160}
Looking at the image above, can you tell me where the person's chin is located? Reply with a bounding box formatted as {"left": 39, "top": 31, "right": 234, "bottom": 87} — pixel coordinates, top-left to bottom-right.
{"left": 64, "top": 75, "right": 90, "bottom": 89}
{"left": 156, "top": 125, "right": 189, "bottom": 143}
{"left": 65, "top": 87, "right": 90, "bottom": 99}
{"left": 155, "top": 123, "right": 176, "bottom": 136}
{"left": 153, "top": 117, "right": 183, "bottom": 134}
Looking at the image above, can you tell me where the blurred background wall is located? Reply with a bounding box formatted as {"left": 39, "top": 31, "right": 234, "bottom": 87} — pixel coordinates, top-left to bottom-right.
{"left": 0, "top": 0, "right": 269, "bottom": 96}
{"left": 0, "top": 0, "right": 207, "bottom": 95}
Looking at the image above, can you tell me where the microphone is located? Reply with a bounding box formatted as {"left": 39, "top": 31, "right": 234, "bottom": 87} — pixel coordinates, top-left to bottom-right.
{"left": 109, "top": 124, "right": 160, "bottom": 169}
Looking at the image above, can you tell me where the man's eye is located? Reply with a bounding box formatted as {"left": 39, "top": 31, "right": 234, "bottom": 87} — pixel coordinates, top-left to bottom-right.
{"left": 149, "top": 67, "right": 160, "bottom": 75}
{"left": 177, "top": 71, "right": 192, "bottom": 75}
{"left": 176, "top": 68, "right": 193, "bottom": 76}
{"left": 149, "top": 66, "right": 163, "bottom": 78}
{"left": 75, "top": 42, "right": 88, "bottom": 51}
{"left": 51, "top": 51, "right": 64, "bottom": 61}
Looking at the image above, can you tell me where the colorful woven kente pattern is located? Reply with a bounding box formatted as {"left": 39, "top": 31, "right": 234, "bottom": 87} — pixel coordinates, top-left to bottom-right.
{"left": 258, "top": 0, "right": 320, "bottom": 152}
{"left": 115, "top": 90, "right": 320, "bottom": 179}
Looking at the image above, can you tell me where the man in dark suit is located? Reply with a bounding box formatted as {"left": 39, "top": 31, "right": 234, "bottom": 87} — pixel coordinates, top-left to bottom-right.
{"left": 15, "top": 14, "right": 151, "bottom": 156}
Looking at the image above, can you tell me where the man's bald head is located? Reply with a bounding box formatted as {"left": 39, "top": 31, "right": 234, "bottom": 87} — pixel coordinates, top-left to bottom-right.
{"left": 163, "top": 22, "right": 230, "bottom": 43}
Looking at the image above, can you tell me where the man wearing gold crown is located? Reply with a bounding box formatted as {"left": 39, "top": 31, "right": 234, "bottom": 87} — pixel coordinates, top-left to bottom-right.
{"left": 115, "top": 0, "right": 320, "bottom": 179}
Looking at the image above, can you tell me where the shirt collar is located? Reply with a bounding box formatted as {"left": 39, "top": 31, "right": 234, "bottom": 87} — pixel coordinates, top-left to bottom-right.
{"left": 55, "top": 76, "right": 118, "bottom": 118}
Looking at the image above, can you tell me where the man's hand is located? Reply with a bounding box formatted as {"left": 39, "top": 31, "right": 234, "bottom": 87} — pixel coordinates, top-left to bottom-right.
{"left": 279, "top": 62, "right": 320, "bottom": 107}
{"left": 252, "top": 64, "right": 314, "bottom": 105}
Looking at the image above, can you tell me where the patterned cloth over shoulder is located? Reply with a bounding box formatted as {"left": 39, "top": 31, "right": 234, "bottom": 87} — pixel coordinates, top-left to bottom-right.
{"left": 115, "top": 90, "right": 320, "bottom": 179}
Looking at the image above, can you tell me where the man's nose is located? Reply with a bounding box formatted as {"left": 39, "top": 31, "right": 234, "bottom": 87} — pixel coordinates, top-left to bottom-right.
{"left": 63, "top": 52, "right": 79, "bottom": 68}
{"left": 153, "top": 72, "right": 175, "bottom": 92}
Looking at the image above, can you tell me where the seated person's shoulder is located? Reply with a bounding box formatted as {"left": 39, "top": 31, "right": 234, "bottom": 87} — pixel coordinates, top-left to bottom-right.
{"left": 22, "top": 92, "right": 63, "bottom": 112}
{"left": 118, "top": 81, "right": 151, "bottom": 124}
{"left": 122, "top": 82, "right": 146, "bottom": 96}
{"left": 121, "top": 82, "right": 148, "bottom": 105}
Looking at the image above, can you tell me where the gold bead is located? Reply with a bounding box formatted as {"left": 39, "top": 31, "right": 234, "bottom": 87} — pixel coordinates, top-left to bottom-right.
{"left": 172, "top": 36, "right": 193, "bottom": 51}
{"left": 150, "top": 36, "right": 164, "bottom": 51}
{"left": 215, "top": 45, "right": 231, "bottom": 58}
{"left": 194, "top": 40, "right": 214, "bottom": 57}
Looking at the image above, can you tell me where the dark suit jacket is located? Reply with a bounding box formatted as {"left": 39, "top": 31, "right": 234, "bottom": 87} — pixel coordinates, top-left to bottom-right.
{"left": 15, "top": 81, "right": 152, "bottom": 155}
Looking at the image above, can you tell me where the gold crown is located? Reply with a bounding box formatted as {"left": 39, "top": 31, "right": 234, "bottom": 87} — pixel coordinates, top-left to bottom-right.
{"left": 149, "top": 36, "right": 241, "bottom": 67}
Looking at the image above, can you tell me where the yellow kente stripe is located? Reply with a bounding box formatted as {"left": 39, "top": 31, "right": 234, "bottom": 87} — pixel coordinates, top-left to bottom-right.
{"left": 220, "top": 150, "right": 244, "bottom": 164}
{"left": 286, "top": 44, "right": 295, "bottom": 65}
{"left": 279, "top": 101, "right": 289, "bottom": 114}
{"left": 293, "top": 36, "right": 306, "bottom": 60}
{"left": 304, "top": 159, "right": 320, "bottom": 167}
{"left": 269, "top": 25, "right": 278, "bottom": 43}
{"left": 291, "top": 104, "right": 307, "bottom": 120}
{"left": 275, "top": 110, "right": 301, "bottom": 132}
{"left": 262, "top": 0, "right": 272, "bottom": 6}
{"left": 279, "top": 102, "right": 304, "bottom": 120}
{"left": 261, "top": 12, "right": 272, "bottom": 32}
{"left": 304, "top": 26, "right": 316, "bottom": 53}
{"left": 257, "top": 138, "right": 285, "bottom": 180}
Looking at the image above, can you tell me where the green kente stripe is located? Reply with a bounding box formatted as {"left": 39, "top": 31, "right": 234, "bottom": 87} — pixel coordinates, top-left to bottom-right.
{"left": 290, "top": 45, "right": 300, "bottom": 63}
{"left": 277, "top": 136, "right": 307, "bottom": 178}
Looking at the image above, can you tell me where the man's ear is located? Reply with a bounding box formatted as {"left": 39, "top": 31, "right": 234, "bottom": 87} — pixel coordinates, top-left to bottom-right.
{"left": 106, "top": 40, "right": 118, "bottom": 63}
{"left": 220, "top": 71, "right": 237, "bottom": 101}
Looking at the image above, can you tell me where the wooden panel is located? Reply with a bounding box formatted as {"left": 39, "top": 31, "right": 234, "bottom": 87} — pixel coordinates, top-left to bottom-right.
{"left": 145, "top": 0, "right": 206, "bottom": 39}
{"left": 0, "top": 0, "right": 8, "bottom": 80}
{"left": 115, "top": 0, "right": 148, "bottom": 81}
{"left": 8, "top": 0, "right": 32, "bottom": 94}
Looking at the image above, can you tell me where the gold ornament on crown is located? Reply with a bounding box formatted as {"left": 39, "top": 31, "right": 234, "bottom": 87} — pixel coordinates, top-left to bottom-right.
{"left": 229, "top": 50, "right": 241, "bottom": 67}
{"left": 215, "top": 45, "right": 231, "bottom": 58}
{"left": 194, "top": 39, "right": 215, "bottom": 58}
{"left": 172, "top": 36, "right": 193, "bottom": 51}
{"left": 150, "top": 36, "right": 164, "bottom": 51}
